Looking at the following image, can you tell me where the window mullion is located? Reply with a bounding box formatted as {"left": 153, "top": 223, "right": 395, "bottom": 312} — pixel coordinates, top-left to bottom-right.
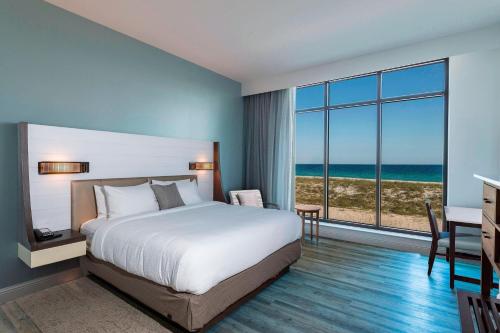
{"left": 323, "top": 82, "right": 329, "bottom": 220}
{"left": 375, "top": 72, "right": 382, "bottom": 229}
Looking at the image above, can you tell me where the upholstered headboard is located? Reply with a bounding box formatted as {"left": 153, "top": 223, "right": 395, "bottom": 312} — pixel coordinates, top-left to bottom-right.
{"left": 71, "top": 175, "right": 196, "bottom": 231}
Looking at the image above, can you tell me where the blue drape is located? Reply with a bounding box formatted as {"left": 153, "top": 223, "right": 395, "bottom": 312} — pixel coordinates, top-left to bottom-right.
{"left": 243, "top": 88, "right": 296, "bottom": 211}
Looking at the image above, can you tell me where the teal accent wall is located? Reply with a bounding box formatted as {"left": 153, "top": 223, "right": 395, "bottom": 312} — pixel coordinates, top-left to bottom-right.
{"left": 0, "top": 0, "right": 243, "bottom": 289}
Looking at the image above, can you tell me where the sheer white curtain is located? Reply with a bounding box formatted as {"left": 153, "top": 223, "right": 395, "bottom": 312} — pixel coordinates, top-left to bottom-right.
{"left": 243, "top": 88, "right": 296, "bottom": 211}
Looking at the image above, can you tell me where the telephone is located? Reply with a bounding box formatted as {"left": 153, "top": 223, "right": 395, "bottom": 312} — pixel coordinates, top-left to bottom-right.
{"left": 34, "top": 228, "right": 62, "bottom": 242}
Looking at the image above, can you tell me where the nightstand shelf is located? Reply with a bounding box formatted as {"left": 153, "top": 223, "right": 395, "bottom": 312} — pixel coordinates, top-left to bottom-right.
{"left": 18, "top": 229, "right": 86, "bottom": 268}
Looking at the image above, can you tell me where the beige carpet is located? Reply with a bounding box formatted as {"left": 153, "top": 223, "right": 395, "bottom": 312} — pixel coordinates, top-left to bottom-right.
{"left": 1, "top": 278, "right": 171, "bottom": 333}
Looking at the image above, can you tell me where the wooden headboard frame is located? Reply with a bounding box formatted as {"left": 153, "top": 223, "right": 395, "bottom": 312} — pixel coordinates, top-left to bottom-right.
{"left": 70, "top": 175, "right": 197, "bottom": 231}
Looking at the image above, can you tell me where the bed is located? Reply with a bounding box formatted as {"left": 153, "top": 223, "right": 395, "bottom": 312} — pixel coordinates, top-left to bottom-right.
{"left": 72, "top": 175, "right": 302, "bottom": 332}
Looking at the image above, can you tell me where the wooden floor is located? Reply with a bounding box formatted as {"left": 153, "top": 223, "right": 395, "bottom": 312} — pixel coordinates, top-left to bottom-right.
{"left": 209, "top": 238, "right": 491, "bottom": 333}
{"left": 1, "top": 238, "right": 494, "bottom": 333}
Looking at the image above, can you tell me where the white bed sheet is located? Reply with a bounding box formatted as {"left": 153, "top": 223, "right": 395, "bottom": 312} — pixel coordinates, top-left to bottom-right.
{"left": 80, "top": 217, "right": 107, "bottom": 247}
{"left": 90, "top": 201, "right": 301, "bottom": 294}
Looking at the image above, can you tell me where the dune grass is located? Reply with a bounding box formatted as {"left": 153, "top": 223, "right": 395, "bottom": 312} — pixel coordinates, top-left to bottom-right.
{"left": 296, "top": 176, "right": 442, "bottom": 219}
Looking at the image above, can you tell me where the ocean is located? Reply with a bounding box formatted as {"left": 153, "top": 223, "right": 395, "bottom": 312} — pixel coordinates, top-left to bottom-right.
{"left": 296, "top": 164, "right": 443, "bottom": 182}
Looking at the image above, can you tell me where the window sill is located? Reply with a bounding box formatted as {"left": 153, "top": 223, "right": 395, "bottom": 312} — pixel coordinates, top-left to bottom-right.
{"left": 304, "top": 220, "right": 432, "bottom": 254}
{"left": 314, "top": 220, "right": 431, "bottom": 240}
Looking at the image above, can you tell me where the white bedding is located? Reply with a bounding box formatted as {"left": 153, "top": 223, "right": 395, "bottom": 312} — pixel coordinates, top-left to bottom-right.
{"left": 90, "top": 201, "right": 301, "bottom": 294}
{"left": 81, "top": 217, "right": 107, "bottom": 247}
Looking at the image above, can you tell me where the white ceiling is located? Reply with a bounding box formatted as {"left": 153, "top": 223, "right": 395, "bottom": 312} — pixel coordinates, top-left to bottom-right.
{"left": 46, "top": 0, "right": 500, "bottom": 84}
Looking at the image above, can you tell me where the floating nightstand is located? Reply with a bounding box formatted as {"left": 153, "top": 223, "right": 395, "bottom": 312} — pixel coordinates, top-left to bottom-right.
{"left": 17, "top": 230, "right": 86, "bottom": 268}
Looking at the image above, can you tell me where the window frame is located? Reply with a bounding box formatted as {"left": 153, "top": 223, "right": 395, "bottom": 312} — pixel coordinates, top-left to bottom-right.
{"left": 295, "top": 59, "right": 449, "bottom": 236}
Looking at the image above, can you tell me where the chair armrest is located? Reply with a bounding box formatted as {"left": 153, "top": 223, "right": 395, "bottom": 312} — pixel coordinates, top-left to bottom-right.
{"left": 264, "top": 202, "right": 280, "bottom": 210}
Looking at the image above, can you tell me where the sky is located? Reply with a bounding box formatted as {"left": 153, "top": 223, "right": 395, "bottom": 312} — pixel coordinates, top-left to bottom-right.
{"left": 296, "top": 62, "right": 445, "bottom": 165}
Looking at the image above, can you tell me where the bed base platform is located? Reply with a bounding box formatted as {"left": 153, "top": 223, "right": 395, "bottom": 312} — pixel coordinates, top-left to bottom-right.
{"left": 81, "top": 240, "right": 301, "bottom": 332}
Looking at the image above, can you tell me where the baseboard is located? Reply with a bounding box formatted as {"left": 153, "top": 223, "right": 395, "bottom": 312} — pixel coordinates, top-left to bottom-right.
{"left": 304, "top": 221, "right": 433, "bottom": 254}
{"left": 0, "top": 267, "right": 82, "bottom": 304}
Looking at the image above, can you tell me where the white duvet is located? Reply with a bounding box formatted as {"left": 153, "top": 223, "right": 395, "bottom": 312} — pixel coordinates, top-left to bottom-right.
{"left": 90, "top": 202, "right": 301, "bottom": 294}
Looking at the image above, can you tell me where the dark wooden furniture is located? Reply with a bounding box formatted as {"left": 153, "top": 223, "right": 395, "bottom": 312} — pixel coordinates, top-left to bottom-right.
{"left": 30, "top": 229, "right": 85, "bottom": 251}
{"left": 213, "top": 142, "right": 227, "bottom": 203}
{"left": 427, "top": 201, "right": 443, "bottom": 276}
{"left": 295, "top": 204, "right": 321, "bottom": 242}
{"left": 478, "top": 178, "right": 500, "bottom": 297}
{"left": 444, "top": 206, "right": 482, "bottom": 289}
{"left": 458, "top": 291, "right": 500, "bottom": 333}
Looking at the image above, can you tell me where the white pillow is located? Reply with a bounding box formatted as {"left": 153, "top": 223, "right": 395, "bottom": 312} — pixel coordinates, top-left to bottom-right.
{"left": 152, "top": 179, "right": 191, "bottom": 186}
{"left": 175, "top": 181, "right": 203, "bottom": 205}
{"left": 103, "top": 183, "right": 159, "bottom": 218}
{"left": 93, "top": 185, "right": 107, "bottom": 218}
{"left": 237, "top": 192, "right": 261, "bottom": 208}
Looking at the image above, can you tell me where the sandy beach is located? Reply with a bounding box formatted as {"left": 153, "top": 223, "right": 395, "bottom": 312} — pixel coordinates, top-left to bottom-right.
{"left": 296, "top": 176, "right": 442, "bottom": 232}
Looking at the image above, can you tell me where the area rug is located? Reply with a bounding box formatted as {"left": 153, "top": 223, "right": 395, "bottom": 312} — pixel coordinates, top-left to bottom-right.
{"left": 1, "top": 277, "right": 171, "bottom": 333}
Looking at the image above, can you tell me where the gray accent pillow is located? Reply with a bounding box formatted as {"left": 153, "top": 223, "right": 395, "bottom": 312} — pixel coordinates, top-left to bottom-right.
{"left": 151, "top": 183, "right": 185, "bottom": 210}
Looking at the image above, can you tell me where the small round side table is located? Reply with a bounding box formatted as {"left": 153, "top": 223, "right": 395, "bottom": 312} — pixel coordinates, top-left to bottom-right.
{"left": 295, "top": 204, "right": 321, "bottom": 242}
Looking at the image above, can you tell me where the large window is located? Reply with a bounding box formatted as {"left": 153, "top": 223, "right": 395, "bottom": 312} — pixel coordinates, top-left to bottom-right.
{"left": 295, "top": 60, "right": 447, "bottom": 233}
{"left": 296, "top": 110, "right": 325, "bottom": 215}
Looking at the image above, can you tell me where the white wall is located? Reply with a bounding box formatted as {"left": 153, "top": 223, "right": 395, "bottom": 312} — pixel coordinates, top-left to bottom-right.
{"left": 242, "top": 23, "right": 500, "bottom": 96}
{"left": 447, "top": 49, "right": 500, "bottom": 207}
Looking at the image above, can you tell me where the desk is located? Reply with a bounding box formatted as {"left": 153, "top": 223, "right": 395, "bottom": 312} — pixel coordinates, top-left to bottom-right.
{"left": 445, "top": 206, "right": 482, "bottom": 289}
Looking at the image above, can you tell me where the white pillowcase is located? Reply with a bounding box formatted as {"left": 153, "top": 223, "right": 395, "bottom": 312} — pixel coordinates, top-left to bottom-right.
{"left": 94, "top": 185, "right": 107, "bottom": 218}
{"left": 103, "top": 183, "right": 159, "bottom": 218}
{"left": 175, "top": 181, "right": 204, "bottom": 205}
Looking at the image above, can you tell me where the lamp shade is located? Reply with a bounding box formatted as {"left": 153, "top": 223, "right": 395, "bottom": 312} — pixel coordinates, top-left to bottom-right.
{"left": 189, "top": 162, "right": 213, "bottom": 170}
{"left": 38, "top": 161, "right": 89, "bottom": 174}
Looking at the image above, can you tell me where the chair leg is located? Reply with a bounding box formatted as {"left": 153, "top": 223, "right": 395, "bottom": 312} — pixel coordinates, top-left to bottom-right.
{"left": 446, "top": 248, "right": 449, "bottom": 262}
{"left": 428, "top": 240, "right": 438, "bottom": 276}
{"left": 309, "top": 212, "right": 313, "bottom": 241}
{"left": 300, "top": 212, "right": 305, "bottom": 243}
{"left": 315, "top": 211, "right": 319, "bottom": 241}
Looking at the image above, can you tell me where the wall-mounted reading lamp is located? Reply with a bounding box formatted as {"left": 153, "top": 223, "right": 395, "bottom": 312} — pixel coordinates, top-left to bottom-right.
{"left": 189, "top": 162, "right": 214, "bottom": 170}
{"left": 38, "top": 161, "right": 90, "bottom": 175}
